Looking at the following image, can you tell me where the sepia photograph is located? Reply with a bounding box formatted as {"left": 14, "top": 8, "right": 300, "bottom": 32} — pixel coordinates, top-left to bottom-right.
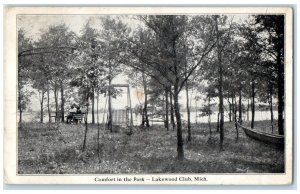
{"left": 4, "top": 7, "right": 293, "bottom": 184}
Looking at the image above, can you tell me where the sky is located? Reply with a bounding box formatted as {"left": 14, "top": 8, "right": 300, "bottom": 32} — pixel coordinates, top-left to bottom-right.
{"left": 18, "top": 14, "right": 250, "bottom": 111}
{"left": 17, "top": 14, "right": 250, "bottom": 40}
{"left": 17, "top": 15, "right": 141, "bottom": 41}
{"left": 18, "top": 15, "right": 101, "bottom": 40}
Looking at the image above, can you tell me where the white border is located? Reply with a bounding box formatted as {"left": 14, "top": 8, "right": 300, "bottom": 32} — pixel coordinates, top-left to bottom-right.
{"left": 3, "top": 6, "right": 294, "bottom": 185}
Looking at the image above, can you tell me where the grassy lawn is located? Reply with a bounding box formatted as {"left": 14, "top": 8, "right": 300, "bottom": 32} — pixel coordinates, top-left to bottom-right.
{"left": 18, "top": 121, "right": 284, "bottom": 174}
{"left": 243, "top": 120, "right": 279, "bottom": 134}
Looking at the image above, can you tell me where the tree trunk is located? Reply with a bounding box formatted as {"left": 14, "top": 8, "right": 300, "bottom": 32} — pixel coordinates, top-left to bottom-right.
{"left": 231, "top": 95, "right": 234, "bottom": 122}
{"left": 251, "top": 78, "right": 255, "bottom": 129}
{"left": 247, "top": 98, "right": 250, "bottom": 122}
{"left": 185, "top": 81, "right": 191, "bottom": 141}
{"left": 47, "top": 86, "right": 51, "bottom": 123}
{"left": 54, "top": 84, "right": 59, "bottom": 122}
{"left": 227, "top": 93, "right": 232, "bottom": 122}
{"left": 270, "top": 100, "right": 274, "bottom": 134}
{"left": 18, "top": 87, "right": 23, "bottom": 124}
{"left": 97, "top": 91, "right": 101, "bottom": 163}
{"left": 170, "top": 91, "right": 175, "bottom": 129}
{"left": 92, "top": 87, "right": 95, "bottom": 124}
{"left": 234, "top": 95, "right": 239, "bottom": 140}
{"left": 277, "top": 46, "right": 284, "bottom": 135}
{"left": 208, "top": 94, "right": 211, "bottom": 136}
{"left": 215, "top": 16, "right": 224, "bottom": 151}
{"left": 40, "top": 90, "right": 45, "bottom": 123}
{"left": 218, "top": 77, "right": 224, "bottom": 151}
{"left": 217, "top": 112, "right": 220, "bottom": 132}
{"left": 141, "top": 73, "right": 150, "bottom": 127}
{"left": 165, "top": 88, "right": 169, "bottom": 131}
{"left": 172, "top": 32, "right": 184, "bottom": 160}
{"left": 195, "top": 99, "right": 198, "bottom": 125}
{"left": 60, "top": 82, "right": 64, "bottom": 122}
{"left": 82, "top": 102, "right": 89, "bottom": 152}
{"left": 238, "top": 85, "right": 242, "bottom": 124}
{"left": 19, "top": 108, "right": 22, "bottom": 124}
{"left": 268, "top": 84, "right": 274, "bottom": 134}
{"left": 107, "top": 62, "right": 112, "bottom": 132}
{"left": 19, "top": 92, "right": 22, "bottom": 123}
{"left": 174, "top": 89, "right": 184, "bottom": 160}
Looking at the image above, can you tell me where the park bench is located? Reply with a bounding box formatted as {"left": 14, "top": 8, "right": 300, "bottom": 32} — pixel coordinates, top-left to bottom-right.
{"left": 65, "top": 113, "right": 85, "bottom": 124}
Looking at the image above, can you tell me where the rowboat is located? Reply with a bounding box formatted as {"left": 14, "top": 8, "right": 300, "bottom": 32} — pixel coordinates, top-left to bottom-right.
{"left": 240, "top": 125, "right": 284, "bottom": 148}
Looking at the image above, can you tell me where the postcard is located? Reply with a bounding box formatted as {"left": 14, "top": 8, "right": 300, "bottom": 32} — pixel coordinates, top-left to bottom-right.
{"left": 4, "top": 6, "right": 293, "bottom": 185}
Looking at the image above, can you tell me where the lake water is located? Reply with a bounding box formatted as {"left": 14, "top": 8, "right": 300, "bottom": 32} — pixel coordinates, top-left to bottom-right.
{"left": 21, "top": 110, "right": 278, "bottom": 125}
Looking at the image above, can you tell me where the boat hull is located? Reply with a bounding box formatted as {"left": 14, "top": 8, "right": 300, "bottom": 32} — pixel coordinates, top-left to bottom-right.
{"left": 240, "top": 125, "right": 284, "bottom": 148}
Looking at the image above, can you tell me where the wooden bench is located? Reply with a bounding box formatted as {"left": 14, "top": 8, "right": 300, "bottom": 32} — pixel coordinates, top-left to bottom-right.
{"left": 65, "top": 113, "right": 85, "bottom": 124}
{"left": 73, "top": 113, "right": 85, "bottom": 123}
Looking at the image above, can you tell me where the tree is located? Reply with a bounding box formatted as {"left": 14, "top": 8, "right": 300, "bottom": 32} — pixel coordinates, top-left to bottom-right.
{"left": 255, "top": 15, "right": 285, "bottom": 135}
{"left": 197, "top": 80, "right": 218, "bottom": 136}
{"left": 204, "top": 83, "right": 218, "bottom": 134}
{"left": 256, "top": 70, "right": 276, "bottom": 133}
{"left": 125, "top": 68, "right": 151, "bottom": 127}
{"left": 214, "top": 15, "right": 225, "bottom": 150}
{"left": 100, "top": 16, "right": 129, "bottom": 132}
{"left": 125, "top": 15, "right": 218, "bottom": 160}
{"left": 205, "top": 15, "right": 234, "bottom": 149}
{"left": 36, "top": 23, "right": 77, "bottom": 122}
{"left": 30, "top": 55, "right": 48, "bottom": 123}
{"left": 70, "top": 56, "right": 106, "bottom": 152}
{"left": 222, "top": 34, "right": 249, "bottom": 139}
{"left": 239, "top": 20, "right": 264, "bottom": 129}
{"left": 184, "top": 62, "right": 191, "bottom": 140}
{"left": 18, "top": 29, "right": 34, "bottom": 124}
{"left": 79, "top": 20, "right": 102, "bottom": 124}
{"left": 71, "top": 32, "right": 107, "bottom": 152}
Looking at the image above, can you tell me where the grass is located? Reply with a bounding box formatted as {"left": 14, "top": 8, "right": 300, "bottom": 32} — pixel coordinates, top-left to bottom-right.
{"left": 242, "top": 120, "right": 279, "bottom": 134}
{"left": 18, "top": 120, "right": 284, "bottom": 174}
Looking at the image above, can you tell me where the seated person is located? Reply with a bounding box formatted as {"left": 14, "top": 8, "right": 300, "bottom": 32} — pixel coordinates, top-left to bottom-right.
{"left": 76, "top": 107, "right": 82, "bottom": 114}
{"left": 67, "top": 106, "right": 77, "bottom": 124}
{"left": 72, "top": 107, "right": 84, "bottom": 123}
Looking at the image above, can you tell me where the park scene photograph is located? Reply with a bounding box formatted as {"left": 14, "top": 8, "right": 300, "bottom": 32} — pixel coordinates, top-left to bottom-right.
{"left": 17, "top": 14, "right": 285, "bottom": 174}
